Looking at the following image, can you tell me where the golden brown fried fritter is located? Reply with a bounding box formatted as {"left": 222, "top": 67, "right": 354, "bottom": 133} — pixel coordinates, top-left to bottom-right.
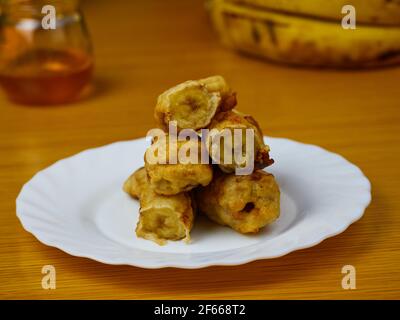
{"left": 124, "top": 167, "right": 195, "bottom": 245}
{"left": 154, "top": 75, "right": 236, "bottom": 131}
{"left": 206, "top": 110, "right": 273, "bottom": 173}
{"left": 196, "top": 170, "right": 280, "bottom": 234}
{"left": 144, "top": 137, "right": 213, "bottom": 195}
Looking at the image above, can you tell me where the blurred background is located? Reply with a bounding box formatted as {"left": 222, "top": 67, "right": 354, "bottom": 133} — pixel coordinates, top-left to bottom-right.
{"left": 1, "top": 0, "right": 399, "bottom": 299}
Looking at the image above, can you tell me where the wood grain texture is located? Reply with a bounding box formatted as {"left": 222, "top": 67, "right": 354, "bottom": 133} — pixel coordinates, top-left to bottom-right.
{"left": 1, "top": 0, "right": 399, "bottom": 299}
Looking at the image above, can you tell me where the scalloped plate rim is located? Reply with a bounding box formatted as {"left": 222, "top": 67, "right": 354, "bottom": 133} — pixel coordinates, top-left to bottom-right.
{"left": 16, "top": 136, "right": 372, "bottom": 269}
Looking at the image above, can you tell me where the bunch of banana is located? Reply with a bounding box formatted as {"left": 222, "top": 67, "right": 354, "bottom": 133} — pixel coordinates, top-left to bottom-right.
{"left": 208, "top": 0, "right": 400, "bottom": 67}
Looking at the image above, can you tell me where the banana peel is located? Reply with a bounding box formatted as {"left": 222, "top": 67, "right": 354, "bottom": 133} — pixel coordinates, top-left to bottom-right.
{"left": 209, "top": 0, "right": 400, "bottom": 68}
{"left": 228, "top": 0, "right": 400, "bottom": 26}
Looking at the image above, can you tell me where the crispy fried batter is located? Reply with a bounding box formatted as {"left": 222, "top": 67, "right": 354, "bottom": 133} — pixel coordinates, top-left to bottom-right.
{"left": 145, "top": 137, "right": 213, "bottom": 195}
{"left": 206, "top": 110, "right": 274, "bottom": 173}
{"left": 196, "top": 170, "right": 280, "bottom": 234}
{"left": 154, "top": 75, "right": 236, "bottom": 131}
{"left": 124, "top": 167, "right": 195, "bottom": 245}
{"left": 124, "top": 76, "right": 280, "bottom": 244}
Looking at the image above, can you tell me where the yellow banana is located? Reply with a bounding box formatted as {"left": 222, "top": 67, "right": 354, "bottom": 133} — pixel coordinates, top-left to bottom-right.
{"left": 209, "top": 0, "right": 400, "bottom": 67}
{"left": 228, "top": 0, "right": 400, "bottom": 26}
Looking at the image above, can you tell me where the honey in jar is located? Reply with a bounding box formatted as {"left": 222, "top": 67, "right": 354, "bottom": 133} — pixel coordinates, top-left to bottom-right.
{"left": 0, "top": 0, "right": 93, "bottom": 105}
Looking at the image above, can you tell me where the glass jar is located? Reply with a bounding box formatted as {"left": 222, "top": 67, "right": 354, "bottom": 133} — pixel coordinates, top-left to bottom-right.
{"left": 0, "top": 0, "right": 93, "bottom": 105}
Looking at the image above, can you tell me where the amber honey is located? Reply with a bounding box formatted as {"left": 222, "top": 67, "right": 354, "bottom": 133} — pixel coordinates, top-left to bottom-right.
{"left": 0, "top": 49, "right": 93, "bottom": 105}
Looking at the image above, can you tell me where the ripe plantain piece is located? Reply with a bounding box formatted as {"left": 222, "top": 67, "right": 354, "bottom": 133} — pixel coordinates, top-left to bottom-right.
{"left": 225, "top": 0, "right": 400, "bottom": 26}
{"left": 123, "top": 167, "right": 195, "bottom": 245}
{"left": 196, "top": 170, "right": 280, "bottom": 234}
{"left": 145, "top": 136, "right": 213, "bottom": 195}
{"left": 206, "top": 110, "right": 273, "bottom": 174}
{"left": 154, "top": 75, "right": 237, "bottom": 131}
{"left": 209, "top": 0, "right": 400, "bottom": 68}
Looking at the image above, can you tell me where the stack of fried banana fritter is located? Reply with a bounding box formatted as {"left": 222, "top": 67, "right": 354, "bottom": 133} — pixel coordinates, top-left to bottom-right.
{"left": 123, "top": 76, "right": 280, "bottom": 245}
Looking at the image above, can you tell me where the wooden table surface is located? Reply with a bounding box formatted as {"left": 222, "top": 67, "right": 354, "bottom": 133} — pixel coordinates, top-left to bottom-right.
{"left": 1, "top": 0, "right": 399, "bottom": 299}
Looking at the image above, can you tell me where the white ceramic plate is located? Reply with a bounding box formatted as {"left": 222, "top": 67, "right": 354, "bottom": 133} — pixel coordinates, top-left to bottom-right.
{"left": 16, "top": 137, "right": 371, "bottom": 269}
